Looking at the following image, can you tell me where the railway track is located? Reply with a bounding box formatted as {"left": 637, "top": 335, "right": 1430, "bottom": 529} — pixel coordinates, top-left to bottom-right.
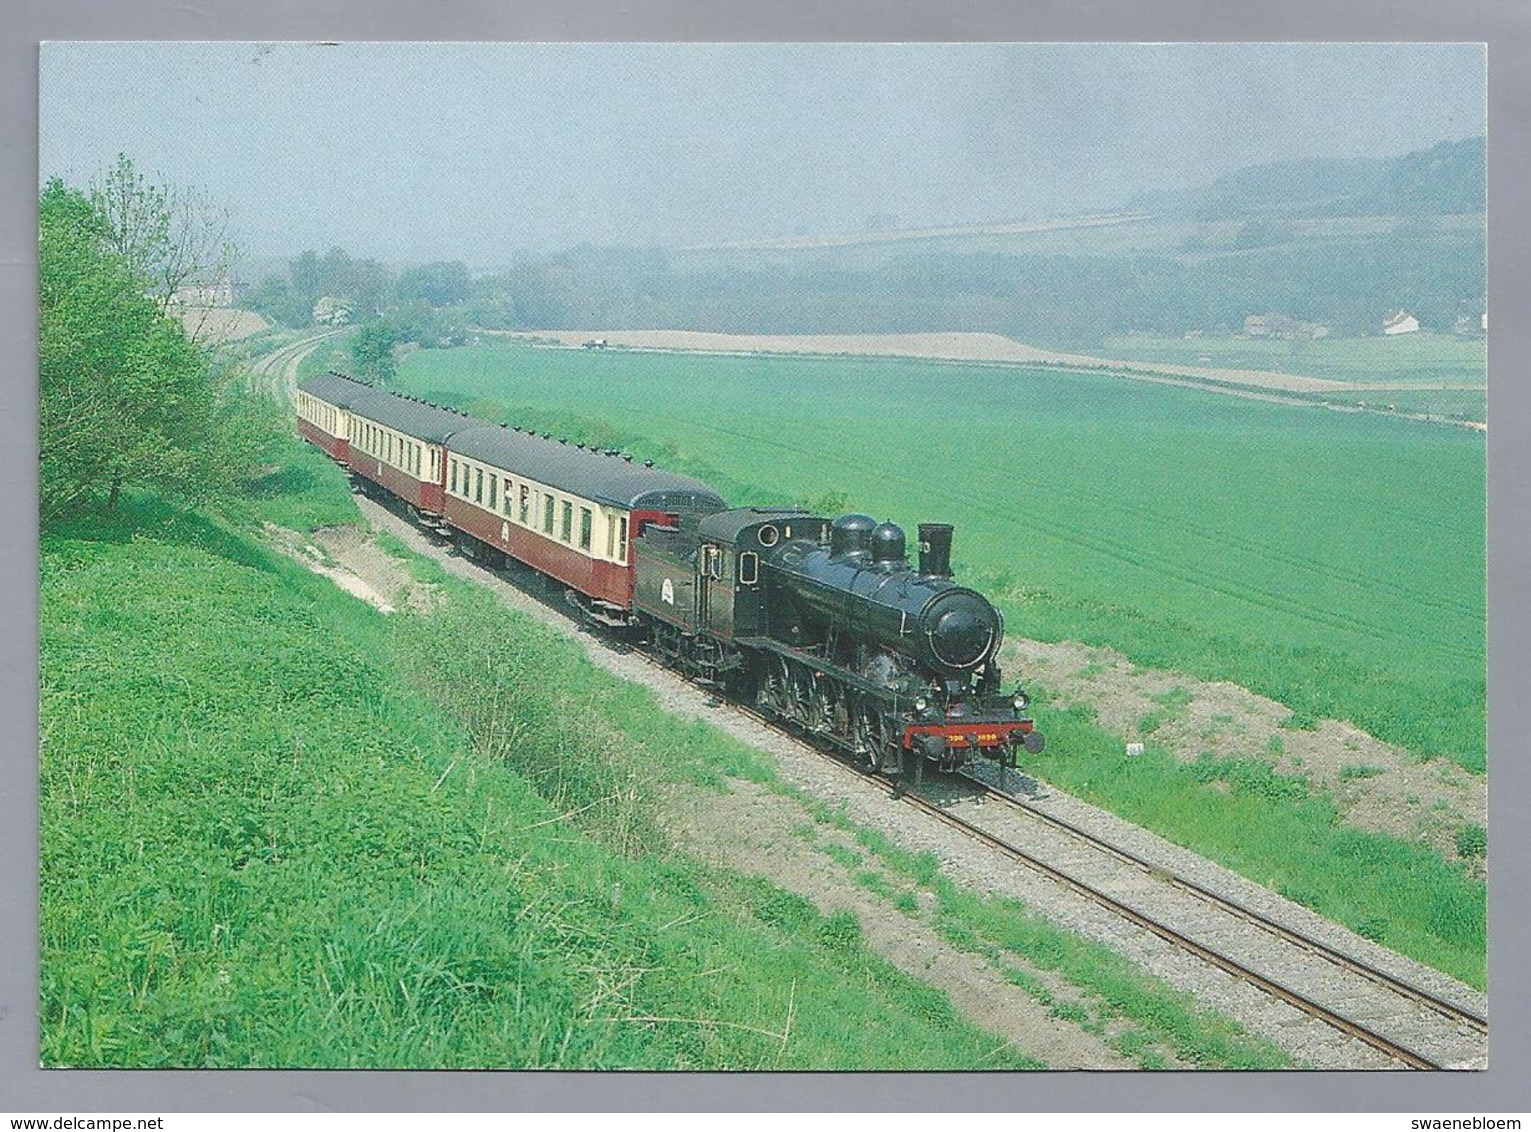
{"left": 920, "top": 769, "right": 1484, "bottom": 1069}
{"left": 248, "top": 328, "right": 348, "bottom": 399}
{"left": 662, "top": 697, "right": 1487, "bottom": 1071}
{"left": 349, "top": 488, "right": 1489, "bottom": 1071}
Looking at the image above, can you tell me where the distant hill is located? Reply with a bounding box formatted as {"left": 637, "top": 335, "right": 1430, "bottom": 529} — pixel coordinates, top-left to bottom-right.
{"left": 1130, "top": 136, "right": 1485, "bottom": 220}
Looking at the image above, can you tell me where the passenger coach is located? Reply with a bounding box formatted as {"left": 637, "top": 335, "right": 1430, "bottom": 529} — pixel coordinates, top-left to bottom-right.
{"left": 346, "top": 392, "right": 487, "bottom": 515}
{"left": 445, "top": 426, "right": 725, "bottom": 623}
{"left": 295, "top": 371, "right": 373, "bottom": 463}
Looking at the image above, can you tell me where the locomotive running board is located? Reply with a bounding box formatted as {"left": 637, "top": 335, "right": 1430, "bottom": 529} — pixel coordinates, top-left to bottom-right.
{"left": 734, "top": 637, "right": 902, "bottom": 705}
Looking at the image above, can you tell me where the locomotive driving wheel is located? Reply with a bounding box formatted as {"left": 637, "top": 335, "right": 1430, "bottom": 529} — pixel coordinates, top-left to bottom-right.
{"left": 758, "top": 654, "right": 792, "bottom": 720}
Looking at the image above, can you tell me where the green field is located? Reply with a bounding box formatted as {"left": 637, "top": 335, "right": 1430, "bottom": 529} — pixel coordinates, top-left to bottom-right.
{"left": 396, "top": 343, "right": 1486, "bottom": 773}
{"left": 1094, "top": 332, "right": 1485, "bottom": 389}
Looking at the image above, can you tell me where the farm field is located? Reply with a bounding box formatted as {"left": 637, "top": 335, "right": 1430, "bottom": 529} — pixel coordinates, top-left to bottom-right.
{"left": 396, "top": 343, "right": 1486, "bottom": 774}
{"left": 1092, "top": 333, "right": 1485, "bottom": 388}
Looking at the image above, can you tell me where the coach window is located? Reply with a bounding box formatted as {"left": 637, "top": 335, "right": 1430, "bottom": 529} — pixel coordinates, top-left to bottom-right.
{"left": 605, "top": 515, "right": 616, "bottom": 558}
{"left": 519, "top": 484, "right": 530, "bottom": 525}
{"left": 471, "top": 467, "right": 480, "bottom": 504}
{"left": 739, "top": 551, "right": 759, "bottom": 586}
{"left": 449, "top": 460, "right": 458, "bottom": 495}
{"left": 579, "top": 508, "right": 593, "bottom": 552}
{"left": 617, "top": 516, "right": 628, "bottom": 564}
{"left": 487, "top": 472, "right": 498, "bottom": 511}
{"left": 501, "top": 479, "right": 512, "bottom": 515}
{"left": 543, "top": 494, "right": 555, "bottom": 534}
{"left": 561, "top": 501, "right": 574, "bottom": 543}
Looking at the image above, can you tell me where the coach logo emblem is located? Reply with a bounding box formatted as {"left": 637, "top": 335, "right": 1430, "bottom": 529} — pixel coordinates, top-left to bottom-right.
{"left": 501, "top": 521, "right": 510, "bottom": 542}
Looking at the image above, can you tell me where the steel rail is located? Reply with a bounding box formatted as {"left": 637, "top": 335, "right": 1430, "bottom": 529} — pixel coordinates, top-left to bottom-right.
{"left": 956, "top": 768, "right": 1488, "bottom": 1037}
{"left": 726, "top": 704, "right": 1454, "bottom": 1071}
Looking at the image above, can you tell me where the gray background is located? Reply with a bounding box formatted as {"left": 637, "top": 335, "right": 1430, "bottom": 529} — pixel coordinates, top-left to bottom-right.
{"left": 3, "top": 0, "right": 1525, "bottom": 1113}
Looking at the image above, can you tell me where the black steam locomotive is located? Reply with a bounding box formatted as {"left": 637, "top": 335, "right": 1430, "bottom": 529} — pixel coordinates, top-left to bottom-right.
{"left": 631, "top": 506, "right": 1043, "bottom": 779}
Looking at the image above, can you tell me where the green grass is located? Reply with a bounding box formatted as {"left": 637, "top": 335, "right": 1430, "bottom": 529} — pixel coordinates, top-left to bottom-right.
{"left": 1033, "top": 701, "right": 1484, "bottom": 987}
{"left": 395, "top": 342, "right": 1485, "bottom": 773}
{"left": 225, "top": 429, "right": 363, "bottom": 533}
{"left": 40, "top": 496, "right": 1041, "bottom": 1069}
{"left": 295, "top": 332, "right": 357, "bottom": 384}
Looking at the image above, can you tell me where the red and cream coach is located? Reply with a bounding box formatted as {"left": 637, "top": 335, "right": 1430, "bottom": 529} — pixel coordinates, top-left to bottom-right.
{"left": 294, "top": 371, "right": 372, "bottom": 463}
{"left": 443, "top": 426, "right": 725, "bottom": 625}
{"left": 345, "top": 393, "right": 484, "bottom": 516}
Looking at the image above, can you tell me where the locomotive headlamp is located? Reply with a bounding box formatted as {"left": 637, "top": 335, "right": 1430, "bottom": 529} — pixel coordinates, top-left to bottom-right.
{"left": 1012, "top": 690, "right": 1030, "bottom": 711}
{"left": 914, "top": 695, "right": 929, "bottom": 713}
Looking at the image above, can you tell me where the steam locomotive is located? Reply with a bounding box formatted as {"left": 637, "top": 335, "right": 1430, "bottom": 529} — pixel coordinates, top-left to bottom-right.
{"left": 297, "top": 371, "right": 1043, "bottom": 778}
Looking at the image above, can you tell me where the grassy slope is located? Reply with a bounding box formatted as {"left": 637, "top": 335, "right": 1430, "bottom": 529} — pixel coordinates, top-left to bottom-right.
{"left": 40, "top": 497, "right": 1040, "bottom": 1069}
{"left": 396, "top": 343, "right": 1486, "bottom": 773}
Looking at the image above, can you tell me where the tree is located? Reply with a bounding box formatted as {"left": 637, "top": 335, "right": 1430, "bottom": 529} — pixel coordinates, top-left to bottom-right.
{"left": 396, "top": 260, "right": 470, "bottom": 308}
{"left": 351, "top": 319, "right": 400, "bottom": 384}
{"left": 89, "top": 154, "right": 239, "bottom": 340}
{"left": 40, "top": 177, "right": 264, "bottom": 520}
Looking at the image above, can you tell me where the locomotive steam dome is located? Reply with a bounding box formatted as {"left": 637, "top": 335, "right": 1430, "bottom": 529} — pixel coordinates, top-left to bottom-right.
{"left": 829, "top": 514, "right": 876, "bottom": 558}
{"left": 870, "top": 522, "right": 907, "bottom": 566}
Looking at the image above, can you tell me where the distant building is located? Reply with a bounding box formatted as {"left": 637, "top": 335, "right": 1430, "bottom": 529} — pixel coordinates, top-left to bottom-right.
{"left": 1244, "top": 312, "right": 1329, "bottom": 340}
{"left": 171, "top": 274, "right": 236, "bottom": 308}
{"left": 1383, "top": 311, "right": 1420, "bottom": 336}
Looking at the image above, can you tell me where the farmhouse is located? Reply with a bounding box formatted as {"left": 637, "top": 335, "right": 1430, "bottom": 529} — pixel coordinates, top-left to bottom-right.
{"left": 170, "top": 273, "right": 236, "bottom": 308}
{"left": 1383, "top": 310, "right": 1420, "bottom": 335}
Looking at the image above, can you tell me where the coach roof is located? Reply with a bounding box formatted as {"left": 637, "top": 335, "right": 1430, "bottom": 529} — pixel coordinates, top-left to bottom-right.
{"left": 348, "top": 390, "right": 491, "bottom": 446}
{"left": 450, "top": 426, "right": 728, "bottom": 511}
{"left": 297, "top": 371, "right": 376, "bottom": 409}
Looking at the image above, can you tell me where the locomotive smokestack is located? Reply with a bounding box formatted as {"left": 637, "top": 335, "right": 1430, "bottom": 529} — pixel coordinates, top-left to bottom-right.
{"left": 918, "top": 523, "right": 954, "bottom": 577}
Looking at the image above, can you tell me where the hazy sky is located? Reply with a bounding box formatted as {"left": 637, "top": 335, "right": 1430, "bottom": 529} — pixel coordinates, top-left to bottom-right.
{"left": 40, "top": 42, "right": 1485, "bottom": 265}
